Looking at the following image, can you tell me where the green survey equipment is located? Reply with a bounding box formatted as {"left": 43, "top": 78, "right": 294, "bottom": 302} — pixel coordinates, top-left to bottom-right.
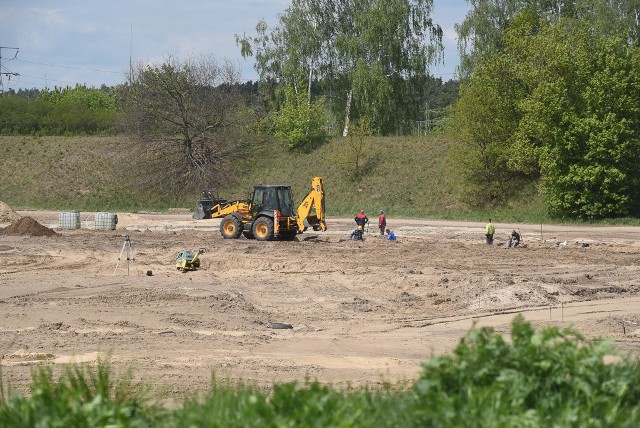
{"left": 175, "top": 248, "right": 206, "bottom": 272}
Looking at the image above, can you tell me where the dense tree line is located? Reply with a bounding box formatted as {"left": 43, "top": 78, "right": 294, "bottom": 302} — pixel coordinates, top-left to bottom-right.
{"left": 452, "top": 0, "right": 640, "bottom": 219}
{"left": 0, "top": 85, "right": 116, "bottom": 135}
{"left": 456, "top": 0, "right": 640, "bottom": 78}
{"left": 0, "top": 82, "right": 264, "bottom": 137}
{"left": 0, "top": 74, "right": 456, "bottom": 140}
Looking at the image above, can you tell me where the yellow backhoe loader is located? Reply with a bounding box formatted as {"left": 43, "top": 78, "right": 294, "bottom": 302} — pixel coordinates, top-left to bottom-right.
{"left": 194, "top": 177, "right": 326, "bottom": 241}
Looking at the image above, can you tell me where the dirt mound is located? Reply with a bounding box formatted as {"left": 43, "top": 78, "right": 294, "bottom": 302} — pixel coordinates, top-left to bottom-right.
{"left": 0, "top": 201, "right": 22, "bottom": 223}
{"left": 0, "top": 216, "right": 57, "bottom": 237}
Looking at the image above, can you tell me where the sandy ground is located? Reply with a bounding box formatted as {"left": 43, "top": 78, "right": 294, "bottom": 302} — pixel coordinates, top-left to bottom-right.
{"left": 1, "top": 210, "right": 640, "bottom": 400}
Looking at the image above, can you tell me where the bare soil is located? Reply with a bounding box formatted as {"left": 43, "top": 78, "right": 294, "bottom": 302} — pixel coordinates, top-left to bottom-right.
{"left": 1, "top": 209, "right": 640, "bottom": 400}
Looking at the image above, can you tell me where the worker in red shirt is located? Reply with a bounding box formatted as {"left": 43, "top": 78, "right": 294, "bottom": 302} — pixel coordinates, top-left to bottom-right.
{"left": 354, "top": 209, "right": 369, "bottom": 232}
{"left": 378, "top": 210, "right": 386, "bottom": 236}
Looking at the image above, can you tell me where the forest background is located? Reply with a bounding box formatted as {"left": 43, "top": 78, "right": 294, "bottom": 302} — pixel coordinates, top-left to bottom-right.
{"left": 2, "top": 0, "right": 640, "bottom": 223}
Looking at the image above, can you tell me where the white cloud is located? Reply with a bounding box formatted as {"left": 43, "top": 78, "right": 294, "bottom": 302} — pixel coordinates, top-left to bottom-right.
{"left": 30, "top": 7, "right": 70, "bottom": 27}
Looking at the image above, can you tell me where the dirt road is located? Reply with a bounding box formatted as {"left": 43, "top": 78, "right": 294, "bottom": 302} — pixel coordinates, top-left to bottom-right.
{"left": 1, "top": 211, "right": 639, "bottom": 399}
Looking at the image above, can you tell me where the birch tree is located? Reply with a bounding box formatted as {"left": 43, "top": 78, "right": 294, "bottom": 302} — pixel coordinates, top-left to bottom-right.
{"left": 237, "top": 0, "right": 443, "bottom": 136}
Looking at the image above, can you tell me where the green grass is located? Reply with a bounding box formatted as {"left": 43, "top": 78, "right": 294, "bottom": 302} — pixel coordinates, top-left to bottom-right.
{"left": 0, "top": 136, "right": 141, "bottom": 211}
{"left": 2, "top": 318, "right": 640, "bottom": 427}
{"left": 2, "top": 134, "right": 640, "bottom": 224}
{"left": 0, "top": 134, "right": 469, "bottom": 216}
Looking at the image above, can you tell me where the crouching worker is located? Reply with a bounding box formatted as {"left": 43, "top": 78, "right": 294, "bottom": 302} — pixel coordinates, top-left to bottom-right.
{"left": 350, "top": 225, "right": 364, "bottom": 240}
{"left": 508, "top": 230, "right": 521, "bottom": 248}
{"left": 386, "top": 228, "right": 396, "bottom": 241}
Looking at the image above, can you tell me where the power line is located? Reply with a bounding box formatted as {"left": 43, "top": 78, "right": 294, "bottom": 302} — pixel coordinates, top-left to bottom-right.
{"left": 15, "top": 58, "right": 121, "bottom": 74}
{"left": 18, "top": 74, "right": 84, "bottom": 86}
{"left": 7, "top": 79, "right": 45, "bottom": 89}
{"left": 3, "top": 74, "right": 119, "bottom": 91}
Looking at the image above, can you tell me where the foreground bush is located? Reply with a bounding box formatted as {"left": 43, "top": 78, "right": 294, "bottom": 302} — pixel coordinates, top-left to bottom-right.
{"left": 2, "top": 317, "right": 639, "bottom": 427}
{"left": 413, "top": 315, "right": 640, "bottom": 426}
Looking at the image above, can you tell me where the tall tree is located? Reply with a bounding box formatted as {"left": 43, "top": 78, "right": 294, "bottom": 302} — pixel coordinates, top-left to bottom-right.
{"left": 509, "top": 18, "right": 640, "bottom": 218}
{"left": 456, "top": 0, "right": 640, "bottom": 77}
{"left": 449, "top": 54, "right": 527, "bottom": 204}
{"left": 453, "top": 9, "right": 640, "bottom": 218}
{"left": 118, "top": 55, "right": 252, "bottom": 196}
{"left": 237, "top": 0, "right": 443, "bottom": 136}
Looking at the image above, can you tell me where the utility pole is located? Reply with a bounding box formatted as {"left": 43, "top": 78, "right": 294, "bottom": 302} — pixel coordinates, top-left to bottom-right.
{"left": 0, "top": 46, "right": 20, "bottom": 93}
{"left": 129, "top": 22, "right": 133, "bottom": 85}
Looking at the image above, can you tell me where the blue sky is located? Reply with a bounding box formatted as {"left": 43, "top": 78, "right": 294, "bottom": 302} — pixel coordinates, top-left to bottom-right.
{"left": 0, "top": 0, "right": 469, "bottom": 91}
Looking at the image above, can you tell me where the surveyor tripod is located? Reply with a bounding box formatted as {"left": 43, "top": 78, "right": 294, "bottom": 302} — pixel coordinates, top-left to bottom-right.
{"left": 113, "top": 235, "right": 134, "bottom": 276}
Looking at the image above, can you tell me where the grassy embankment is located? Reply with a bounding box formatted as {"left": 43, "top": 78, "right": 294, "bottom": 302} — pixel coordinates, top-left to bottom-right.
{"left": 0, "top": 134, "right": 549, "bottom": 223}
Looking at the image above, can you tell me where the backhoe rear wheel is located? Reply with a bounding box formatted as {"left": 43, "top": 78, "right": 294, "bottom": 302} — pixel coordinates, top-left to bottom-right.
{"left": 220, "top": 215, "right": 243, "bottom": 239}
{"left": 252, "top": 217, "right": 274, "bottom": 241}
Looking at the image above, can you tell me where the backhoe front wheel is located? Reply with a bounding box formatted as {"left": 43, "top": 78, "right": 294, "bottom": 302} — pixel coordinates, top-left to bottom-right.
{"left": 252, "top": 217, "right": 274, "bottom": 241}
{"left": 220, "top": 215, "right": 243, "bottom": 239}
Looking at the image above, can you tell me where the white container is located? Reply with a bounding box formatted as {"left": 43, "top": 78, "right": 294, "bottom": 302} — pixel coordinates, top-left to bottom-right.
{"left": 58, "top": 211, "right": 80, "bottom": 229}
{"left": 94, "top": 212, "right": 118, "bottom": 230}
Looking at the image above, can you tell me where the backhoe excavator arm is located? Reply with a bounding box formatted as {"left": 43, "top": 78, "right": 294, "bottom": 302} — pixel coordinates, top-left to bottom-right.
{"left": 296, "top": 176, "right": 326, "bottom": 232}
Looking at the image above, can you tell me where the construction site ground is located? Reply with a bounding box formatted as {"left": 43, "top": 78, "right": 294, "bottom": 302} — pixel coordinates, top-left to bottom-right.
{"left": 1, "top": 208, "right": 640, "bottom": 402}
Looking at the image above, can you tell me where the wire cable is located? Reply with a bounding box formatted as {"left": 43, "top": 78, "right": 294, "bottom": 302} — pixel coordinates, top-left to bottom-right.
{"left": 15, "top": 58, "right": 121, "bottom": 74}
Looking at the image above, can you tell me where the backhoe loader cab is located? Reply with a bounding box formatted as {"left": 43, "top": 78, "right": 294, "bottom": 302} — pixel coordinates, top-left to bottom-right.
{"left": 251, "top": 185, "right": 294, "bottom": 217}
{"left": 246, "top": 184, "right": 299, "bottom": 241}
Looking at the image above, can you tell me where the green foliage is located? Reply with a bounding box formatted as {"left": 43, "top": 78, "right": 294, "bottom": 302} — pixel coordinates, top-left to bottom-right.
{"left": 238, "top": 0, "right": 444, "bottom": 136}
{"left": 413, "top": 315, "right": 640, "bottom": 426}
{"left": 509, "top": 20, "right": 640, "bottom": 218}
{"left": 452, "top": 7, "right": 640, "bottom": 218}
{"left": 332, "top": 118, "right": 375, "bottom": 180}
{"left": 456, "top": 0, "right": 640, "bottom": 77}
{"left": 2, "top": 319, "right": 640, "bottom": 426}
{"left": 448, "top": 54, "right": 529, "bottom": 205}
{"left": 173, "top": 379, "right": 404, "bottom": 427}
{"left": 0, "top": 359, "right": 157, "bottom": 427}
{"left": 38, "top": 85, "right": 117, "bottom": 112}
{"left": 0, "top": 86, "right": 116, "bottom": 136}
{"left": 272, "top": 86, "right": 330, "bottom": 150}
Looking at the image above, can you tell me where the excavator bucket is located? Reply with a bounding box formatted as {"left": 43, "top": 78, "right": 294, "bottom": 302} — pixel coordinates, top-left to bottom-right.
{"left": 193, "top": 202, "right": 206, "bottom": 220}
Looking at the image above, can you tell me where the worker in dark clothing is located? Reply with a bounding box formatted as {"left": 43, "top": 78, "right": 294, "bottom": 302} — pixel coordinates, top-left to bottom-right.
{"left": 354, "top": 209, "right": 369, "bottom": 232}
{"left": 350, "top": 225, "right": 364, "bottom": 240}
{"left": 508, "top": 230, "right": 521, "bottom": 248}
